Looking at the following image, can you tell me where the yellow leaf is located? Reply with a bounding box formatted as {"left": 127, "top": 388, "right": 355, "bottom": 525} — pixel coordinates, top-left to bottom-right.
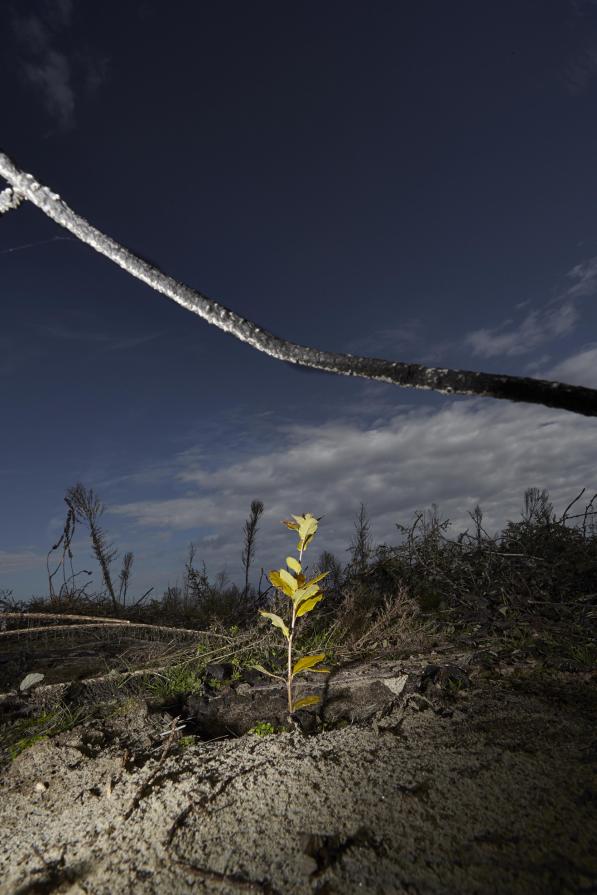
{"left": 305, "top": 570, "right": 329, "bottom": 589}
{"left": 282, "top": 518, "right": 300, "bottom": 531}
{"left": 278, "top": 568, "right": 298, "bottom": 593}
{"left": 292, "top": 583, "right": 321, "bottom": 608}
{"left": 293, "top": 695, "right": 321, "bottom": 710}
{"left": 292, "top": 653, "right": 326, "bottom": 676}
{"left": 307, "top": 667, "right": 330, "bottom": 674}
{"left": 267, "top": 569, "right": 295, "bottom": 598}
{"left": 259, "top": 610, "right": 290, "bottom": 639}
{"left": 299, "top": 518, "right": 318, "bottom": 542}
{"left": 249, "top": 664, "right": 285, "bottom": 682}
{"left": 286, "top": 556, "right": 302, "bottom": 575}
{"left": 295, "top": 593, "right": 323, "bottom": 617}
{"left": 298, "top": 532, "right": 317, "bottom": 553}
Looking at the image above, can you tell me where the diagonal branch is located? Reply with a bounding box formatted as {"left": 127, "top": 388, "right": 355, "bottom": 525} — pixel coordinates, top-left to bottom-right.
{"left": 1, "top": 149, "right": 596, "bottom": 418}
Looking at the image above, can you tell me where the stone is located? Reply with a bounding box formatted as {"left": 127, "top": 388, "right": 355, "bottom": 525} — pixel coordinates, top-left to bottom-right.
{"left": 204, "top": 662, "right": 234, "bottom": 681}
{"left": 421, "top": 664, "right": 471, "bottom": 693}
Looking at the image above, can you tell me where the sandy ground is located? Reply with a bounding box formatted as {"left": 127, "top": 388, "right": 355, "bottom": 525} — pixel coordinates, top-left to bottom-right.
{"left": 1, "top": 656, "right": 596, "bottom": 895}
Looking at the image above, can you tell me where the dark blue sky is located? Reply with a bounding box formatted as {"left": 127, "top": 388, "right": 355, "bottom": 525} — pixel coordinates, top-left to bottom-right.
{"left": 2, "top": 0, "right": 597, "bottom": 601}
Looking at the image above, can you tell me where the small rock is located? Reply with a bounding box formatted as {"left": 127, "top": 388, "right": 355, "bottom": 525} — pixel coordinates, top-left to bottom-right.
{"left": 205, "top": 663, "right": 234, "bottom": 681}
{"left": 34, "top": 781, "right": 48, "bottom": 792}
{"left": 406, "top": 694, "right": 435, "bottom": 712}
{"left": 292, "top": 709, "right": 319, "bottom": 735}
{"left": 421, "top": 664, "right": 470, "bottom": 693}
{"left": 240, "top": 667, "right": 270, "bottom": 686}
{"left": 19, "top": 672, "right": 45, "bottom": 693}
{"left": 186, "top": 694, "right": 210, "bottom": 716}
{"left": 382, "top": 675, "right": 409, "bottom": 697}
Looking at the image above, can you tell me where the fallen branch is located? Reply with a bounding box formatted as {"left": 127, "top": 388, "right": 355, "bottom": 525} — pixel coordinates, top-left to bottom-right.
{"left": 1, "top": 151, "right": 595, "bottom": 417}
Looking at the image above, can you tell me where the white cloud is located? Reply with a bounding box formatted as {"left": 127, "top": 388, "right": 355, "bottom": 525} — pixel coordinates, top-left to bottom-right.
{"left": 41, "top": 322, "right": 163, "bottom": 352}
{"left": 566, "top": 256, "right": 597, "bottom": 297}
{"left": 339, "top": 256, "right": 597, "bottom": 368}
{"left": 108, "top": 396, "right": 597, "bottom": 589}
{"left": 464, "top": 254, "right": 597, "bottom": 359}
{"left": 0, "top": 550, "right": 45, "bottom": 574}
{"left": 538, "top": 345, "right": 597, "bottom": 388}
{"left": 11, "top": 2, "right": 107, "bottom": 130}
{"left": 465, "top": 303, "right": 579, "bottom": 358}
{"left": 23, "top": 48, "right": 74, "bottom": 130}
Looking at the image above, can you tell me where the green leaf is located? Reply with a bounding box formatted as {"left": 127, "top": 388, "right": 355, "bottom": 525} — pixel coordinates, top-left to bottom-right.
{"left": 292, "top": 653, "right": 326, "bottom": 676}
{"left": 258, "top": 610, "right": 290, "bottom": 639}
{"left": 286, "top": 556, "right": 302, "bottom": 575}
{"left": 295, "top": 593, "right": 323, "bottom": 617}
{"left": 278, "top": 568, "right": 298, "bottom": 593}
{"left": 249, "top": 664, "right": 285, "bottom": 682}
{"left": 293, "top": 695, "right": 321, "bottom": 710}
{"left": 268, "top": 569, "right": 295, "bottom": 598}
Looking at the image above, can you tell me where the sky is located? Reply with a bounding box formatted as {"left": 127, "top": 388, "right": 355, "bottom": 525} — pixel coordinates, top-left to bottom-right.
{"left": 1, "top": 0, "right": 597, "bottom": 603}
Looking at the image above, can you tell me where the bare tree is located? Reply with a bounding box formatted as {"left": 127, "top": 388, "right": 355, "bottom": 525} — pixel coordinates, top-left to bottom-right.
{"left": 242, "top": 500, "right": 264, "bottom": 599}
{"left": 118, "top": 551, "right": 134, "bottom": 608}
{"left": 316, "top": 549, "right": 344, "bottom": 592}
{"left": 183, "top": 546, "right": 211, "bottom": 606}
{"left": 66, "top": 483, "right": 119, "bottom": 613}
{"left": 522, "top": 487, "right": 554, "bottom": 526}
{"left": 1, "top": 151, "right": 596, "bottom": 417}
{"left": 347, "top": 502, "right": 373, "bottom": 576}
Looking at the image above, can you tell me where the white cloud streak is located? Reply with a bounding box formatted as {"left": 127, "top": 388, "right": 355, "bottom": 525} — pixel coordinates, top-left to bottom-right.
{"left": 0, "top": 549, "right": 45, "bottom": 575}
{"left": 40, "top": 323, "right": 163, "bottom": 352}
{"left": 11, "top": 2, "right": 107, "bottom": 130}
{"left": 539, "top": 345, "right": 597, "bottom": 388}
{"left": 107, "top": 385, "right": 597, "bottom": 591}
{"left": 464, "top": 255, "right": 597, "bottom": 359}
{"left": 22, "top": 48, "right": 75, "bottom": 130}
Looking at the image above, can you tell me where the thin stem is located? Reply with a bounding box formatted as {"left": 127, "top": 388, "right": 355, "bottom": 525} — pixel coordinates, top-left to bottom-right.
{"left": 287, "top": 544, "right": 304, "bottom": 716}
{"left": 287, "top": 612, "right": 294, "bottom": 715}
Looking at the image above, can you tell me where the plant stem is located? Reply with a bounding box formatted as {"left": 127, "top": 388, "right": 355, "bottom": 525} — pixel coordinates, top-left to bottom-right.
{"left": 287, "top": 544, "right": 304, "bottom": 716}
{"left": 287, "top": 612, "right": 294, "bottom": 714}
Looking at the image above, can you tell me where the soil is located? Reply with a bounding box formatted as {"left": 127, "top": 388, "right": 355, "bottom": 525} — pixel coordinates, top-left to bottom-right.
{"left": 0, "top": 638, "right": 596, "bottom": 895}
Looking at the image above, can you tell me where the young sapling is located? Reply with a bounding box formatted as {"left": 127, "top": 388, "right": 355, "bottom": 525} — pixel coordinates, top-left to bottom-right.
{"left": 252, "top": 513, "right": 330, "bottom": 720}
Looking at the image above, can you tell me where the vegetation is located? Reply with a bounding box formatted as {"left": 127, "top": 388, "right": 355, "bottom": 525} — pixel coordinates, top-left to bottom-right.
{"left": 247, "top": 722, "right": 278, "bottom": 736}
{"left": 0, "top": 485, "right": 594, "bottom": 635}
{"left": 1, "top": 484, "right": 596, "bottom": 759}
{"left": 0, "top": 703, "right": 93, "bottom": 761}
{"left": 252, "top": 512, "right": 331, "bottom": 716}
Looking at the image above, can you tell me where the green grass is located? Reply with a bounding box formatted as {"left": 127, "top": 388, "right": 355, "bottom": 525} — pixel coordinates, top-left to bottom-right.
{"left": 1, "top": 703, "right": 92, "bottom": 762}
{"left": 247, "top": 721, "right": 288, "bottom": 736}
{"left": 146, "top": 662, "right": 205, "bottom": 699}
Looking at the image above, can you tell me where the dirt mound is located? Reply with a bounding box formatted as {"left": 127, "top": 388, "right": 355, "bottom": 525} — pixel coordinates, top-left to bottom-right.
{"left": 1, "top": 651, "right": 595, "bottom": 895}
